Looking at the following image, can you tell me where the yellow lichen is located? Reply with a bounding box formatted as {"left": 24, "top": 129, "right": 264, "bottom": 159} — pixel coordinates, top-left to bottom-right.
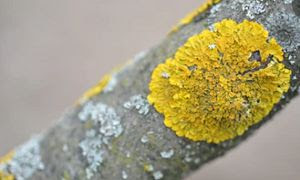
{"left": 78, "top": 74, "right": 111, "bottom": 104}
{"left": 0, "top": 171, "right": 14, "bottom": 180}
{"left": 0, "top": 151, "right": 15, "bottom": 180}
{"left": 0, "top": 151, "right": 14, "bottom": 164}
{"left": 143, "top": 164, "right": 153, "bottom": 172}
{"left": 170, "top": 0, "right": 222, "bottom": 33}
{"left": 148, "top": 19, "right": 292, "bottom": 143}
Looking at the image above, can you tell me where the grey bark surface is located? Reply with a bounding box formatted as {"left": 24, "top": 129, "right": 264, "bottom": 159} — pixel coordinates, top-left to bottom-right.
{"left": 3, "top": 0, "right": 300, "bottom": 180}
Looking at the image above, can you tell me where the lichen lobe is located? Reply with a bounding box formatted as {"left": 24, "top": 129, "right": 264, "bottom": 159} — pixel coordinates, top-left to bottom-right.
{"left": 148, "top": 19, "right": 292, "bottom": 143}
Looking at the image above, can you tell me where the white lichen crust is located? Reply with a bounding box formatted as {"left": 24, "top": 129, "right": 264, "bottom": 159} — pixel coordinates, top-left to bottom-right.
{"left": 123, "top": 95, "right": 150, "bottom": 115}
{"left": 78, "top": 102, "right": 123, "bottom": 179}
{"left": 1, "top": 137, "right": 44, "bottom": 180}
{"left": 241, "top": 0, "right": 266, "bottom": 20}
{"left": 79, "top": 102, "right": 123, "bottom": 137}
{"left": 284, "top": 0, "right": 293, "bottom": 4}
{"left": 153, "top": 171, "right": 163, "bottom": 180}
{"left": 160, "top": 149, "right": 174, "bottom": 159}
{"left": 79, "top": 130, "right": 104, "bottom": 179}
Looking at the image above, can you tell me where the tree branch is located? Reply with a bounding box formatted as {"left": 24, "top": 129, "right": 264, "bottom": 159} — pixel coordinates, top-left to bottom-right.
{"left": 1, "top": 0, "right": 300, "bottom": 180}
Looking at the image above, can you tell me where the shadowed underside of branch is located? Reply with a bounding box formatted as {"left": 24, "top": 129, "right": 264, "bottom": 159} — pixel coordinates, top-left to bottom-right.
{"left": 1, "top": 0, "right": 300, "bottom": 180}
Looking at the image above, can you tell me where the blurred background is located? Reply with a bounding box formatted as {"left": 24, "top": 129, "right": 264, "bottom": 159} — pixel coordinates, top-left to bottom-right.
{"left": 0, "top": 0, "right": 299, "bottom": 179}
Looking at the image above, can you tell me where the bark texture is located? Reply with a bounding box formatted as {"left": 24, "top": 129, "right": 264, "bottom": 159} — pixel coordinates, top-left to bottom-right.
{"left": 2, "top": 0, "right": 300, "bottom": 180}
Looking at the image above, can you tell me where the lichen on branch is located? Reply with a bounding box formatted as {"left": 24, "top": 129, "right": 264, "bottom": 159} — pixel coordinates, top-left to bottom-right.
{"left": 148, "top": 19, "right": 292, "bottom": 143}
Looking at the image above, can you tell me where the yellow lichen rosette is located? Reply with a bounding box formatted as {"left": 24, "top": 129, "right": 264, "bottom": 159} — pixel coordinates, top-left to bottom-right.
{"left": 148, "top": 19, "right": 291, "bottom": 143}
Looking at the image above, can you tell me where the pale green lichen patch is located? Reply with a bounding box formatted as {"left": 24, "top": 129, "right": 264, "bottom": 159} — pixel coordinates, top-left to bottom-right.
{"left": 152, "top": 171, "right": 164, "bottom": 180}
{"left": 160, "top": 149, "right": 174, "bottom": 159}
{"left": 78, "top": 102, "right": 123, "bottom": 179}
{"left": 241, "top": 0, "right": 266, "bottom": 20}
{"left": 79, "top": 130, "right": 104, "bottom": 179}
{"left": 148, "top": 19, "right": 292, "bottom": 143}
{"left": 284, "top": 0, "right": 293, "bottom": 4}
{"left": 123, "top": 95, "right": 150, "bottom": 115}
{"left": 79, "top": 102, "right": 123, "bottom": 136}
{"left": 0, "top": 137, "right": 44, "bottom": 180}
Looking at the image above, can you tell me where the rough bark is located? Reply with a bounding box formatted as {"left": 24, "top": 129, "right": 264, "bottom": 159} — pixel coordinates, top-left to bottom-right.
{"left": 2, "top": 0, "right": 300, "bottom": 180}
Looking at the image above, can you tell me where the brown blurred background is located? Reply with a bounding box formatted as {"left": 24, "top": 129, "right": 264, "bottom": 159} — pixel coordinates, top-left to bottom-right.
{"left": 0, "top": 1, "right": 299, "bottom": 179}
